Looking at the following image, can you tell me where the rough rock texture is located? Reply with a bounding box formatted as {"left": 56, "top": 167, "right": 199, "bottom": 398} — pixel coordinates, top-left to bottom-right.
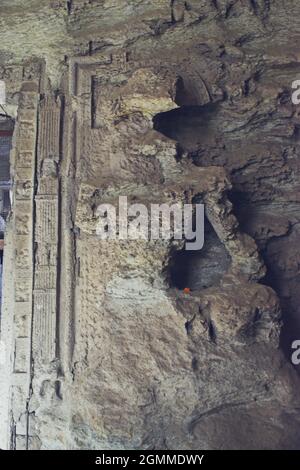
{"left": 0, "top": 0, "right": 300, "bottom": 450}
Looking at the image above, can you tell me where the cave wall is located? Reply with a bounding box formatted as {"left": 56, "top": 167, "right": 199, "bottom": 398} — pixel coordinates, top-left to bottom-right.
{"left": 0, "top": 0, "right": 300, "bottom": 450}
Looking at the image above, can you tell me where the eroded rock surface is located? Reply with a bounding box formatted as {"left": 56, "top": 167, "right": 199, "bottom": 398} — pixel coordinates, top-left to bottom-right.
{"left": 0, "top": 0, "right": 299, "bottom": 450}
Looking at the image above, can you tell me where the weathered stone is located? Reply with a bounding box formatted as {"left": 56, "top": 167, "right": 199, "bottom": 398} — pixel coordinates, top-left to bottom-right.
{"left": 0, "top": 0, "right": 300, "bottom": 451}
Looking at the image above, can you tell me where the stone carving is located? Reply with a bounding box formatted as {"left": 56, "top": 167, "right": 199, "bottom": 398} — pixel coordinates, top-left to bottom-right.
{"left": 33, "top": 292, "right": 57, "bottom": 362}
{"left": 32, "top": 95, "right": 61, "bottom": 370}
{"left": 0, "top": 82, "right": 39, "bottom": 449}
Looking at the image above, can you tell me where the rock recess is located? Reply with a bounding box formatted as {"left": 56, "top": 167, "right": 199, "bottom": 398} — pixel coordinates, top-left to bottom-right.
{"left": 0, "top": 0, "right": 299, "bottom": 450}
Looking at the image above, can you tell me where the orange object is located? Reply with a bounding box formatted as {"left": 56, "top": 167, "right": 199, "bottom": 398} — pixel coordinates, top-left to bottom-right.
{"left": 183, "top": 287, "right": 191, "bottom": 294}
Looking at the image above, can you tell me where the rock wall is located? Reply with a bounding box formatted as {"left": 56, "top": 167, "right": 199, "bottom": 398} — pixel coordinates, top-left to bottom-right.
{"left": 0, "top": 0, "right": 300, "bottom": 450}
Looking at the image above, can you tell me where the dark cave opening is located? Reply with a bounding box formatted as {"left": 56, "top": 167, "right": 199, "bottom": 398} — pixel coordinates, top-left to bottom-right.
{"left": 153, "top": 87, "right": 230, "bottom": 292}
{"left": 169, "top": 218, "right": 231, "bottom": 290}
{"left": 153, "top": 74, "right": 219, "bottom": 150}
{"left": 227, "top": 189, "right": 300, "bottom": 369}
{"left": 153, "top": 102, "right": 219, "bottom": 151}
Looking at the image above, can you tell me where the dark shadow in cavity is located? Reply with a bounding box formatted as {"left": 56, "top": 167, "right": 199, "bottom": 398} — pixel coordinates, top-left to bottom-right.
{"left": 228, "top": 189, "right": 300, "bottom": 373}
{"left": 169, "top": 218, "right": 231, "bottom": 290}
{"left": 153, "top": 103, "right": 220, "bottom": 151}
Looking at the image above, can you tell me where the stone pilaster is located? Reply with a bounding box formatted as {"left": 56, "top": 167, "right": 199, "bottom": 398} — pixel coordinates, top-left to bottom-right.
{"left": 10, "top": 82, "right": 39, "bottom": 450}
